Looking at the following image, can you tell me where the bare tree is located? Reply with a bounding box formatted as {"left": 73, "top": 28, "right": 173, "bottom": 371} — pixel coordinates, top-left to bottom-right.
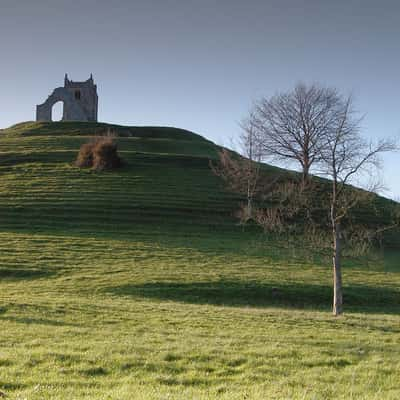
{"left": 214, "top": 85, "right": 398, "bottom": 316}
{"left": 251, "top": 83, "right": 342, "bottom": 184}
{"left": 318, "top": 96, "right": 397, "bottom": 316}
{"left": 211, "top": 149, "right": 262, "bottom": 223}
{"left": 238, "top": 115, "right": 263, "bottom": 218}
{"left": 212, "top": 117, "right": 265, "bottom": 222}
{"left": 251, "top": 85, "right": 398, "bottom": 314}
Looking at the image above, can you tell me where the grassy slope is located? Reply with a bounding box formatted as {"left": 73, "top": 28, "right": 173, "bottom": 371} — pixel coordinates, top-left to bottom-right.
{"left": 0, "top": 121, "right": 399, "bottom": 400}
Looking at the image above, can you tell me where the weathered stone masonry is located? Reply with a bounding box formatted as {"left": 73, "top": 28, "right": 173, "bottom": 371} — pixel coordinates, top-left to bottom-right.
{"left": 36, "top": 74, "right": 98, "bottom": 122}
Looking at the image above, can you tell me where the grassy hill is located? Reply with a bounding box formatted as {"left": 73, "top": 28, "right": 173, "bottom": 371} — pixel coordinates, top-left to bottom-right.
{"left": 0, "top": 122, "right": 233, "bottom": 233}
{"left": 0, "top": 121, "right": 399, "bottom": 399}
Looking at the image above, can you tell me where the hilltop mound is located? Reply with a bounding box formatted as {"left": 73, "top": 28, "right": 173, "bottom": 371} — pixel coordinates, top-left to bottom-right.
{"left": 0, "top": 121, "right": 243, "bottom": 236}
{"left": 1, "top": 121, "right": 212, "bottom": 142}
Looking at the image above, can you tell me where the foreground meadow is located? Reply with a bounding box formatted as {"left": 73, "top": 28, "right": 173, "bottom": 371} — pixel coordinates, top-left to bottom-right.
{"left": 0, "top": 122, "right": 399, "bottom": 399}
{"left": 1, "top": 230, "right": 400, "bottom": 400}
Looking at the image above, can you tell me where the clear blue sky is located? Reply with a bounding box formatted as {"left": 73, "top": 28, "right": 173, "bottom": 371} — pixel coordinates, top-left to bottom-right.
{"left": 1, "top": 0, "right": 399, "bottom": 199}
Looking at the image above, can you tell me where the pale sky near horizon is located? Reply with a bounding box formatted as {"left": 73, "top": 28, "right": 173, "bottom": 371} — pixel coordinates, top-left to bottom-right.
{"left": 0, "top": 0, "right": 399, "bottom": 199}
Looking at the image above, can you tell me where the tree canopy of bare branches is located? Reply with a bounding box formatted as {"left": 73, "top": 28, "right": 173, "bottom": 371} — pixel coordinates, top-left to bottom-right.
{"left": 251, "top": 83, "right": 344, "bottom": 183}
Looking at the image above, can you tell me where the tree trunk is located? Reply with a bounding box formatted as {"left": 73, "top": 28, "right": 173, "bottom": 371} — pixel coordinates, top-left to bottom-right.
{"left": 332, "top": 222, "right": 343, "bottom": 316}
{"left": 302, "top": 164, "right": 310, "bottom": 187}
{"left": 247, "top": 194, "right": 252, "bottom": 220}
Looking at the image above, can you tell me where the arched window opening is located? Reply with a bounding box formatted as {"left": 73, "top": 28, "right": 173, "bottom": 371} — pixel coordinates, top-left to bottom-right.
{"left": 75, "top": 90, "right": 81, "bottom": 100}
{"left": 52, "top": 101, "right": 64, "bottom": 121}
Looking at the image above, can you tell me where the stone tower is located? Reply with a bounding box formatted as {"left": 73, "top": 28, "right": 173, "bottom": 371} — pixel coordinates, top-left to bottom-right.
{"left": 36, "top": 74, "right": 98, "bottom": 122}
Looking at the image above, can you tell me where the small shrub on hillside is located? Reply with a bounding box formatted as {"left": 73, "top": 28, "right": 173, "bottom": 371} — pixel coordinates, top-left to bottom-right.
{"left": 75, "top": 136, "right": 122, "bottom": 171}
{"left": 92, "top": 137, "right": 122, "bottom": 171}
{"left": 75, "top": 142, "right": 95, "bottom": 168}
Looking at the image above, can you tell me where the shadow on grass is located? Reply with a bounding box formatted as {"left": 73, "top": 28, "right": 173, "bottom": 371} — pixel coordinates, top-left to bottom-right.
{"left": 107, "top": 281, "right": 400, "bottom": 314}
{"left": 0, "top": 315, "right": 80, "bottom": 327}
{"left": 0, "top": 382, "right": 27, "bottom": 391}
{"left": 0, "top": 268, "right": 55, "bottom": 280}
{"left": 0, "top": 303, "right": 78, "bottom": 327}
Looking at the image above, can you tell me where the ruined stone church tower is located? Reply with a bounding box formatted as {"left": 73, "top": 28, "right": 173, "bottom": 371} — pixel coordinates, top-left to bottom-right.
{"left": 36, "top": 74, "right": 98, "bottom": 122}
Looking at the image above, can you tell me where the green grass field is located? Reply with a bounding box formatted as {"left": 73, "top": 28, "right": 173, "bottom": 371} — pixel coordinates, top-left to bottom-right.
{"left": 0, "top": 121, "right": 399, "bottom": 399}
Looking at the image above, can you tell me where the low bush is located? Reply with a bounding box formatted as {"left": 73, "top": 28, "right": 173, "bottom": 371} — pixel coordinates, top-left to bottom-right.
{"left": 92, "top": 137, "right": 122, "bottom": 171}
{"left": 75, "top": 136, "right": 122, "bottom": 171}
{"left": 75, "top": 142, "right": 94, "bottom": 168}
